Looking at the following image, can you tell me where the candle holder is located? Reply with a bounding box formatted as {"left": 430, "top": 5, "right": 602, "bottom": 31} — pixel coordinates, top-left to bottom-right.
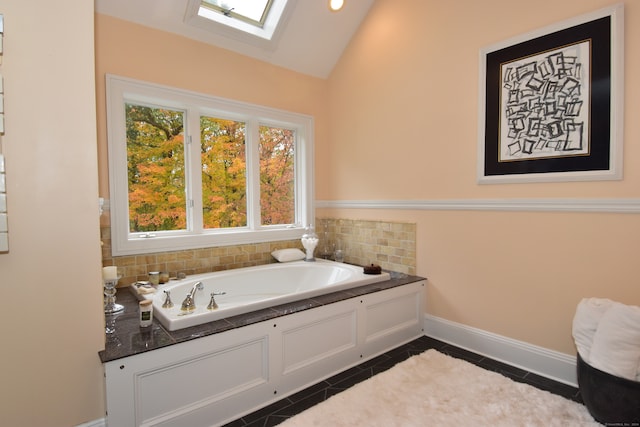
{"left": 105, "top": 311, "right": 123, "bottom": 335}
{"left": 104, "top": 277, "right": 124, "bottom": 315}
{"left": 301, "top": 225, "right": 319, "bottom": 262}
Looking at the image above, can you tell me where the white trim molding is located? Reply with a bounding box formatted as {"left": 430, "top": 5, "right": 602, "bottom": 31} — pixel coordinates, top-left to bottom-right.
{"left": 424, "top": 314, "right": 578, "bottom": 386}
{"left": 75, "top": 418, "right": 106, "bottom": 427}
{"left": 317, "top": 198, "right": 640, "bottom": 214}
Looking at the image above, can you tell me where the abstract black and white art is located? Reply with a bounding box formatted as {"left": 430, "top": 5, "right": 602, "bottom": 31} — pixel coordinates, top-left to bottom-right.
{"left": 500, "top": 41, "right": 590, "bottom": 161}
{"left": 478, "top": 4, "right": 623, "bottom": 184}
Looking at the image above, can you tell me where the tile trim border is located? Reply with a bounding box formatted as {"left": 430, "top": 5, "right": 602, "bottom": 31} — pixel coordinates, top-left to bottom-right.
{"left": 318, "top": 198, "right": 640, "bottom": 214}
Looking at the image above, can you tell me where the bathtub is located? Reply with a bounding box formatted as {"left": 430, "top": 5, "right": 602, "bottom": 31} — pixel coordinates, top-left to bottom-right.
{"left": 142, "top": 260, "right": 391, "bottom": 331}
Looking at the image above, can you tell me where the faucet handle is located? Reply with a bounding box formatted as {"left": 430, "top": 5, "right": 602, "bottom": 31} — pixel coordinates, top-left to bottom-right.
{"left": 162, "top": 290, "right": 174, "bottom": 308}
{"left": 207, "top": 292, "right": 226, "bottom": 310}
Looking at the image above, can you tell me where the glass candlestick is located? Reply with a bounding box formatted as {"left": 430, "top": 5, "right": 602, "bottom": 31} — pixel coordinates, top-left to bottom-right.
{"left": 105, "top": 311, "right": 123, "bottom": 335}
{"left": 319, "top": 218, "right": 332, "bottom": 259}
{"left": 104, "top": 277, "right": 124, "bottom": 314}
{"left": 301, "top": 225, "right": 319, "bottom": 262}
{"left": 333, "top": 240, "right": 345, "bottom": 262}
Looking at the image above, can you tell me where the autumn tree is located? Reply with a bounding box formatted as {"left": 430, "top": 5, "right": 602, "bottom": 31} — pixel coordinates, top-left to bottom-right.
{"left": 259, "top": 126, "right": 295, "bottom": 225}
{"left": 200, "top": 117, "right": 247, "bottom": 228}
{"left": 126, "top": 105, "right": 296, "bottom": 232}
{"left": 126, "top": 104, "right": 186, "bottom": 232}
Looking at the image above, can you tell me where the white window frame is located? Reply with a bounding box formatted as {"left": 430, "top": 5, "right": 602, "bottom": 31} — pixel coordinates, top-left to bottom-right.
{"left": 184, "top": 0, "right": 294, "bottom": 49}
{"left": 106, "top": 74, "right": 314, "bottom": 256}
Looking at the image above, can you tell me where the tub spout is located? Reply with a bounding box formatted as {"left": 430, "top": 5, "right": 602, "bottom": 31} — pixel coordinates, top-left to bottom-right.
{"left": 181, "top": 281, "right": 204, "bottom": 312}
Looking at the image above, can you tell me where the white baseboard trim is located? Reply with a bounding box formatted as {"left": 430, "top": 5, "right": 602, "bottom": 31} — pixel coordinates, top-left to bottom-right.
{"left": 424, "top": 314, "right": 578, "bottom": 387}
{"left": 76, "top": 418, "right": 106, "bottom": 427}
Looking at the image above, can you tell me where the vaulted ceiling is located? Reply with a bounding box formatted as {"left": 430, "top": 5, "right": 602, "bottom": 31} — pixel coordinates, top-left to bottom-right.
{"left": 95, "top": 0, "right": 376, "bottom": 79}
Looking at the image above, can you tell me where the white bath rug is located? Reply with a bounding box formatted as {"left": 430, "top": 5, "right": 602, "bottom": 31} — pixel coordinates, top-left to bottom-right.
{"left": 279, "top": 349, "right": 599, "bottom": 427}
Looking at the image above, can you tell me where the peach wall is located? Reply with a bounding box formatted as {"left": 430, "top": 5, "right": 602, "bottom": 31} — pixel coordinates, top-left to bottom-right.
{"left": 0, "top": 0, "right": 104, "bottom": 425}
{"left": 7, "top": 1, "right": 637, "bottom": 425}
{"left": 322, "top": 0, "right": 640, "bottom": 354}
{"left": 95, "top": 14, "right": 331, "bottom": 201}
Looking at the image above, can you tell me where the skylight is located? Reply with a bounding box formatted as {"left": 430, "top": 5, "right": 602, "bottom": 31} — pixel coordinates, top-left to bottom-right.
{"left": 200, "top": 0, "right": 273, "bottom": 28}
{"left": 192, "top": 0, "right": 289, "bottom": 42}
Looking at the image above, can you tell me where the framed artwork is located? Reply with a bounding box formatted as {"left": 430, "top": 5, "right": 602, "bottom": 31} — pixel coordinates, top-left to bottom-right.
{"left": 477, "top": 4, "right": 624, "bottom": 184}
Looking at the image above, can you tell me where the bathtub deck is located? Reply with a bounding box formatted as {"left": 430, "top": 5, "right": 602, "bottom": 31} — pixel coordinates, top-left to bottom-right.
{"left": 99, "top": 272, "right": 424, "bottom": 363}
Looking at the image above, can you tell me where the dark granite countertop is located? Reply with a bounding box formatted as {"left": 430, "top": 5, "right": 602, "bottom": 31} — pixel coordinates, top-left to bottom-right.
{"left": 99, "top": 272, "right": 425, "bottom": 363}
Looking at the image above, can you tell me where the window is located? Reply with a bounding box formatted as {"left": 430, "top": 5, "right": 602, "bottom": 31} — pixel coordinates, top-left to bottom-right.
{"left": 185, "top": 0, "right": 292, "bottom": 46}
{"left": 106, "top": 75, "right": 314, "bottom": 256}
{"left": 200, "top": 0, "right": 274, "bottom": 28}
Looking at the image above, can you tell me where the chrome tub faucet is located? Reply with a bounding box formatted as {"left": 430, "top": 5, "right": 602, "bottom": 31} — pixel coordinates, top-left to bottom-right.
{"left": 181, "top": 281, "right": 203, "bottom": 312}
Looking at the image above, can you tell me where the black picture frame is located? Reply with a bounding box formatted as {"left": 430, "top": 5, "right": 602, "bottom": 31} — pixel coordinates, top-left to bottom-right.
{"left": 478, "top": 5, "right": 623, "bottom": 184}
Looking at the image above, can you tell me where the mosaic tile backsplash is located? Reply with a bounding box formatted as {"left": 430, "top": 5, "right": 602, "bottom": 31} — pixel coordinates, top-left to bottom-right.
{"left": 101, "top": 218, "right": 416, "bottom": 286}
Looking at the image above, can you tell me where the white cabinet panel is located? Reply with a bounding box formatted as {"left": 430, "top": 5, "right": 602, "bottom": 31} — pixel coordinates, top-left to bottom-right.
{"left": 105, "top": 280, "right": 426, "bottom": 427}
{"left": 136, "top": 338, "right": 268, "bottom": 424}
{"left": 366, "top": 291, "right": 421, "bottom": 341}
{"left": 282, "top": 308, "right": 357, "bottom": 374}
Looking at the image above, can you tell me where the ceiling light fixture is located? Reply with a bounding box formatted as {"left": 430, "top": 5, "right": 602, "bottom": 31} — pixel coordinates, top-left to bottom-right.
{"left": 329, "top": 0, "right": 345, "bottom": 12}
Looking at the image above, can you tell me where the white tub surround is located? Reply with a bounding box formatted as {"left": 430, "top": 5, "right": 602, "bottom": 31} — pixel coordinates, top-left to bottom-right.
{"left": 103, "top": 278, "right": 425, "bottom": 427}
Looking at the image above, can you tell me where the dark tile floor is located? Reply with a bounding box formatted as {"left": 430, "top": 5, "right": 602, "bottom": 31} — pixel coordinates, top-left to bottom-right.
{"left": 223, "top": 335, "right": 583, "bottom": 427}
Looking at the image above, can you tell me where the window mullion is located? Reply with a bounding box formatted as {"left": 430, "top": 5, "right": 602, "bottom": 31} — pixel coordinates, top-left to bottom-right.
{"left": 297, "top": 122, "right": 314, "bottom": 228}
{"left": 245, "top": 119, "right": 261, "bottom": 230}
{"left": 187, "top": 109, "right": 204, "bottom": 234}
